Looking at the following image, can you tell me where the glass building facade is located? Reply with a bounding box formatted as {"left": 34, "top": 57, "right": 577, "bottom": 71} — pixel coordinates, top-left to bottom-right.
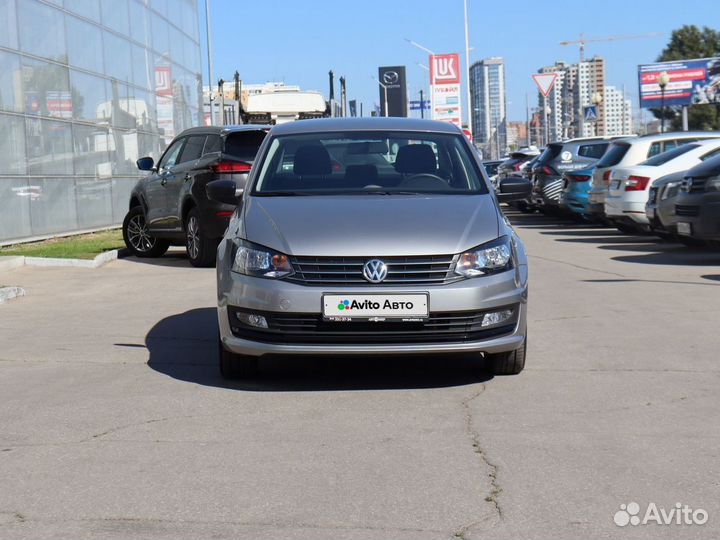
{"left": 0, "top": 0, "right": 203, "bottom": 243}
{"left": 470, "top": 58, "right": 507, "bottom": 158}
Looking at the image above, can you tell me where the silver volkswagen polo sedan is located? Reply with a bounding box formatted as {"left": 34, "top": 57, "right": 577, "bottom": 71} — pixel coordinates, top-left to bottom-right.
{"left": 209, "top": 118, "right": 529, "bottom": 378}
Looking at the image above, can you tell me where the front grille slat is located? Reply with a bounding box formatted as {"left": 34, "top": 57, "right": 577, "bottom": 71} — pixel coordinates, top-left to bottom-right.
{"left": 675, "top": 204, "right": 700, "bottom": 217}
{"left": 288, "top": 254, "right": 459, "bottom": 286}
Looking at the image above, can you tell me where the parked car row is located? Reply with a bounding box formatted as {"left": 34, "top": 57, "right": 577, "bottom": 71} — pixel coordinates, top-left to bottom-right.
{"left": 494, "top": 130, "right": 720, "bottom": 248}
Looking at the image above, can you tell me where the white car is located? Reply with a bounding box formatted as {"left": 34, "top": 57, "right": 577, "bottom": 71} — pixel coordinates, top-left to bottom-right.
{"left": 604, "top": 139, "right": 720, "bottom": 232}
{"left": 588, "top": 132, "right": 720, "bottom": 220}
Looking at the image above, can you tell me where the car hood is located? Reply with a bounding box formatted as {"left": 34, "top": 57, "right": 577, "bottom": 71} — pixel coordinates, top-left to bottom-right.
{"left": 240, "top": 194, "right": 500, "bottom": 256}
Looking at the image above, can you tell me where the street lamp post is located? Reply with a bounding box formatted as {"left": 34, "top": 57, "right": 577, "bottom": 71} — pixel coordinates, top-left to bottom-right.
{"left": 544, "top": 103, "right": 551, "bottom": 146}
{"left": 658, "top": 71, "right": 670, "bottom": 133}
{"left": 372, "top": 76, "right": 389, "bottom": 117}
{"left": 592, "top": 91, "right": 603, "bottom": 136}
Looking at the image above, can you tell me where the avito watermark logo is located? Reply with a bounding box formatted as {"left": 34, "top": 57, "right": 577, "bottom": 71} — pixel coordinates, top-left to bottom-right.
{"left": 614, "top": 502, "right": 708, "bottom": 527}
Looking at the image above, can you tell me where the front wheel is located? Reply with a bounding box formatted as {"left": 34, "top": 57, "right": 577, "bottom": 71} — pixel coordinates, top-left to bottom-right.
{"left": 219, "top": 335, "right": 259, "bottom": 379}
{"left": 122, "top": 206, "right": 169, "bottom": 257}
{"left": 185, "top": 207, "right": 217, "bottom": 267}
{"left": 485, "top": 339, "right": 526, "bottom": 375}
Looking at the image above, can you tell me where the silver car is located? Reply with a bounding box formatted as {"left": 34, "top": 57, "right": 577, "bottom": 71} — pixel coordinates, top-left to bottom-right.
{"left": 208, "top": 118, "right": 529, "bottom": 378}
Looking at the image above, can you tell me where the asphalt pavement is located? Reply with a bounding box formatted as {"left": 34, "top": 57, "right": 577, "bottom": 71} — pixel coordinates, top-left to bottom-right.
{"left": 1, "top": 210, "right": 719, "bottom": 539}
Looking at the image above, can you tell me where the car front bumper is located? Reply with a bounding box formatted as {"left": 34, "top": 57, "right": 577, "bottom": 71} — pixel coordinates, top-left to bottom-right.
{"left": 217, "top": 264, "right": 528, "bottom": 357}
{"left": 674, "top": 194, "right": 720, "bottom": 240}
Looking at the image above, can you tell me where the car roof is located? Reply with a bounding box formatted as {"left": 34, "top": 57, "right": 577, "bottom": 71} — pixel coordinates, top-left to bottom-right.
{"left": 633, "top": 131, "right": 720, "bottom": 142}
{"left": 177, "top": 125, "right": 272, "bottom": 137}
{"left": 269, "top": 117, "right": 464, "bottom": 136}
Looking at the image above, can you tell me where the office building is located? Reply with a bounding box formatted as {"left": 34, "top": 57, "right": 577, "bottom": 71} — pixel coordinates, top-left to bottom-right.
{"left": 0, "top": 0, "right": 203, "bottom": 244}
{"left": 603, "top": 86, "right": 633, "bottom": 136}
{"left": 470, "top": 57, "right": 506, "bottom": 158}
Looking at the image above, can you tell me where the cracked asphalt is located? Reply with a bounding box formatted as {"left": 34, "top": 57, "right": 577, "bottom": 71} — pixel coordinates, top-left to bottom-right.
{"left": 1, "top": 210, "right": 719, "bottom": 539}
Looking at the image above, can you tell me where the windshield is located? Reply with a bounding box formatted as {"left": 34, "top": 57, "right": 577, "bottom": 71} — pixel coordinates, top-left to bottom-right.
{"left": 253, "top": 131, "right": 489, "bottom": 195}
{"left": 640, "top": 143, "right": 699, "bottom": 166}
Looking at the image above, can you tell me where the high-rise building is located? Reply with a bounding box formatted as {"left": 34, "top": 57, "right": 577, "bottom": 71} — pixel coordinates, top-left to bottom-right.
{"left": 603, "top": 86, "right": 633, "bottom": 136}
{"left": 536, "top": 56, "right": 607, "bottom": 141}
{"left": 0, "top": 0, "right": 203, "bottom": 244}
{"left": 470, "top": 57, "right": 506, "bottom": 158}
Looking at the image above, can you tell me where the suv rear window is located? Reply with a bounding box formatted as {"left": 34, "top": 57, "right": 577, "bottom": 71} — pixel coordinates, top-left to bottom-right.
{"left": 578, "top": 143, "right": 609, "bottom": 159}
{"left": 596, "top": 142, "right": 630, "bottom": 167}
{"left": 537, "top": 143, "right": 563, "bottom": 164}
{"left": 224, "top": 130, "right": 267, "bottom": 162}
{"left": 641, "top": 143, "right": 699, "bottom": 166}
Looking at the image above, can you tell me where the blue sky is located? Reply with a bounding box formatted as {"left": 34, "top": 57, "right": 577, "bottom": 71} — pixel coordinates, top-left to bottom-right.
{"left": 200, "top": 0, "right": 717, "bottom": 122}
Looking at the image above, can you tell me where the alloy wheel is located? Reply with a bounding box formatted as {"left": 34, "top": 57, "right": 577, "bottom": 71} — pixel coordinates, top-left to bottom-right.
{"left": 126, "top": 214, "right": 156, "bottom": 253}
{"left": 187, "top": 216, "right": 200, "bottom": 260}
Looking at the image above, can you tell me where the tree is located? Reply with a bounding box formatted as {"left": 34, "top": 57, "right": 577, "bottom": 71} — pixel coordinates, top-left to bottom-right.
{"left": 653, "top": 25, "right": 720, "bottom": 130}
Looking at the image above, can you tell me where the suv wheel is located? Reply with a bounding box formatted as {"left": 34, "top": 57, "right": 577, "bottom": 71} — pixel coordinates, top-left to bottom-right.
{"left": 185, "top": 207, "right": 217, "bottom": 267}
{"left": 219, "top": 335, "right": 259, "bottom": 379}
{"left": 485, "top": 339, "right": 526, "bottom": 375}
{"left": 122, "top": 206, "right": 169, "bottom": 257}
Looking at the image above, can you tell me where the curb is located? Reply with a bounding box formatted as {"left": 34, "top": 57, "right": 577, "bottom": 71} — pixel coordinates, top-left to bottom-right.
{"left": 0, "top": 286, "right": 25, "bottom": 304}
{"left": 0, "top": 249, "right": 121, "bottom": 270}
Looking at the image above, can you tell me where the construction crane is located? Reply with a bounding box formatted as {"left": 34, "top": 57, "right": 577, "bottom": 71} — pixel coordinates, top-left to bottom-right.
{"left": 560, "top": 33, "right": 663, "bottom": 62}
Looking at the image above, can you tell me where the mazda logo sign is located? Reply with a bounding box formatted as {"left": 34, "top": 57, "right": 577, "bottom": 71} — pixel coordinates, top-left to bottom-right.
{"left": 382, "top": 71, "right": 399, "bottom": 85}
{"left": 362, "top": 259, "right": 388, "bottom": 283}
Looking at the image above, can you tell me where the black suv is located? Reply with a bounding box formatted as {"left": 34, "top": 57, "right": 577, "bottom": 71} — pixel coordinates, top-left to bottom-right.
{"left": 675, "top": 153, "right": 720, "bottom": 248}
{"left": 122, "top": 125, "right": 270, "bottom": 266}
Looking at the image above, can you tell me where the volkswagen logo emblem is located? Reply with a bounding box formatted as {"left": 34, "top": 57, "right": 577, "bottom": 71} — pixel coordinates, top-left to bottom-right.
{"left": 382, "top": 71, "right": 399, "bottom": 85}
{"left": 362, "top": 259, "right": 388, "bottom": 283}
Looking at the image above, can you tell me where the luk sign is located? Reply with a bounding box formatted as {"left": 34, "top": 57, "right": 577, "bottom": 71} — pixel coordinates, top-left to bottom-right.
{"left": 430, "top": 53, "right": 462, "bottom": 127}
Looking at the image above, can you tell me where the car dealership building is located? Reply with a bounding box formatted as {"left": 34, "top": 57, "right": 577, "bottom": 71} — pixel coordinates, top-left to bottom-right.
{"left": 0, "top": 0, "right": 203, "bottom": 244}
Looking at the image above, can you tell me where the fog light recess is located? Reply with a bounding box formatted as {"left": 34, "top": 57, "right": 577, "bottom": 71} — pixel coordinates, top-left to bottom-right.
{"left": 481, "top": 309, "right": 514, "bottom": 328}
{"left": 236, "top": 312, "right": 269, "bottom": 329}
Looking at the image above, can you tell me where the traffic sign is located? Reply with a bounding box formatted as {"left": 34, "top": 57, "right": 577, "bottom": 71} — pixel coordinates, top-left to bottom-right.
{"left": 584, "top": 105, "right": 598, "bottom": 121}
{"left": 532, "top": 73, "right": 558, "bottom": 97}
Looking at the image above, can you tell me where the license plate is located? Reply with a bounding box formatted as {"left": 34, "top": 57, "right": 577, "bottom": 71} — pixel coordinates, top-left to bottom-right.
{"left": 323, "top": 293, "right": 429, "bottom": 321}
{"left": 677, "top": 222, "right": 692, "bottom": 236}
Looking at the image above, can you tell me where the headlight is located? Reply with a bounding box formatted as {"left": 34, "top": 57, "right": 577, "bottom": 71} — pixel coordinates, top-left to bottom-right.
{"left": 455, "top": 236, "right": 514, "bottom": 277}
{"left": 231, "top": 240, "right": 294, "bottom": 278}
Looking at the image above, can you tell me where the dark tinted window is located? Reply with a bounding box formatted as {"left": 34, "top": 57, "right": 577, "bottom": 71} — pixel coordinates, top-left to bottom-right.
{"left": 647, "top": 142, "right": 662, "bottom": 158}
{"left": 203, "top": 135, "right": 221, "bottom": 154}
{"left": 578, "top": 143, "right": 609, "bottom": 159}
{"left": 224, "top": 130, "right": 267, "bottom": 162}
{"left": 536, "top": 143, "right": 563, "bottom": 164}
{"left": 641, "top": 143, "right": 699, "bottom": 166}
{"left": 597, "top": 143, "right": 630, "bottom": 167}
{"left": 700, "top": 147, "right": 720, "bottom": 161}
{"left": 663, "top": 140, "right": 678, "bottom": 152}
{"left": 158, "top": 138, "right": 184, "bottom": 169}
{"left": 178, "top": 135, "right": 206, "bottom": 163}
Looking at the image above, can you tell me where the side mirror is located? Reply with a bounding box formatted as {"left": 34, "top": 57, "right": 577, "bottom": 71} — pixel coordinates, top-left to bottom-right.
{"left": 206, "top": 179, "right": 242, "bottom": 205}
{"left": 497, "top": 176, "right": 532, "bottom": 203}
{"left": 137, "top": 156, "right": 155, "bottom": 171}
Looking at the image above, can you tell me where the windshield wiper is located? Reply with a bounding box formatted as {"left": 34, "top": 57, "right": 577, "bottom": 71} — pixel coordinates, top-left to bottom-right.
{"left": 255, "top": 191, "right": 314, "bottom": 196}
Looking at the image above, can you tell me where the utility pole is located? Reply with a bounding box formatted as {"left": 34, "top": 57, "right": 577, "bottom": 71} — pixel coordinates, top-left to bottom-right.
{"left": 204, "top": 0, "right": 215, "bottom": 125}
{"left": 233, "top": 70, "right": 241, "bottom": 124}
{"left": 525, "top": 92, "right": 530, "bottom": 147}
{"left": 328, "top": 70, "right": 335, "bottom": 117}
{"left": 463, "top": 0, "right": 473, "bottom": 139}
{"left": 217, "top": 78, "right": 224, "bottom": 125}
{"left": 420, "top": 89, "right": 425, "bottom": 119}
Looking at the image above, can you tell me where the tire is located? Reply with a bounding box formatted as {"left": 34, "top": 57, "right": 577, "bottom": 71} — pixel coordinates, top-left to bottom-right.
{"left": 219, "top": 335, "right": 259, "bottom": 379}
{"left": 122, "top": 206, "right": 170, "bottom": 257}
{"left": 614, "top": 222, "right": 638, "bottom": 235}
{"left": 676, "top": 235, "right": 706, "bottom": 248}
{"left": 517, "top": 201, "right": 536, "bottom": 214}
{"left": 485, "top": 338, "right": 526, "bottom": 375}
{"left": 185, "top": 207, "right": 217, "bottom": 267}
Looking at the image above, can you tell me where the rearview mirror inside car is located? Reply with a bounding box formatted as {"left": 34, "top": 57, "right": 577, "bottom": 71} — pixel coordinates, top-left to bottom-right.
{"left": 136, "top": 156, "right": 155, "bottom": 171}
{"left": 206, "top": 179, "right": 242, "bottom": 206}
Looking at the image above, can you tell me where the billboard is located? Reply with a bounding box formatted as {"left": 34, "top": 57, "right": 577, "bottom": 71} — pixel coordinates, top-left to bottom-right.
{"left": 429, "top": 53, "right": 462, "bottom": 127}
{"left": 378, "top": 66, "right": 407, "bottom": 117}
{"left": 638, "top": 57, "right": 720, "bottom": 108}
